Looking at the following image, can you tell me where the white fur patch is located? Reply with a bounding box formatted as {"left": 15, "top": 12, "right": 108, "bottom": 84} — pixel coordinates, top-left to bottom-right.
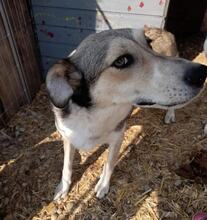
{"left": 55, "top": 103, "right": 131, "bottom": 150}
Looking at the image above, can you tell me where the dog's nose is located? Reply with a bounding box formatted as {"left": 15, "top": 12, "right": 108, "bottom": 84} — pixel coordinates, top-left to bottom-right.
{"left": 184, "top": 64, "right": 207, "bottom": 88}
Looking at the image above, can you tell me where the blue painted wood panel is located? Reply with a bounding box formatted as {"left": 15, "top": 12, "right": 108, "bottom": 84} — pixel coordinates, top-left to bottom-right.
{"left": 33, "top": 6, "right": 163, "bottom": 31}
{"left": 41, "top": 56, "right": 57, "bottom": 71}
{"left": 33, "top": 6, "right": 96, "bottom": 30}
{"left": 30, "top": 1, "right": 169, "bottom": 76}
{"left": 32, "top": 0, "right": 168, "bottom": 16}
{"left": 36, "top": 25, "right": 95, "bottom": 45}
{"left": 39, "top": 42, "right": 75, "bottom": 58}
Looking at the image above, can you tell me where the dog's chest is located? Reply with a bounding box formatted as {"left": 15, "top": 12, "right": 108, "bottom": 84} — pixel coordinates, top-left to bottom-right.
{"left": 55, "top": 104, "right": 131, "bottom": 150}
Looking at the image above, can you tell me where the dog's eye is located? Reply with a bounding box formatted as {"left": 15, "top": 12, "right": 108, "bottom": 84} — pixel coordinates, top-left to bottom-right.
{"left": 112, "top": 54, "right": 134, "bottom": 68}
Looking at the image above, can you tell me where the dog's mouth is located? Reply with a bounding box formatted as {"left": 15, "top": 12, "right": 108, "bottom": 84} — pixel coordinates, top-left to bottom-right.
{"left": 134, "top": 99, "right": 156, "bottom": 107}
{"left": 133, "top": 87, "right": 202, "bottom": 108}
{"left": 134, "top": 99, "right": 187, "bottom": 108}
{"left": 135, "top": 100, "right": 156, "bottom": 106}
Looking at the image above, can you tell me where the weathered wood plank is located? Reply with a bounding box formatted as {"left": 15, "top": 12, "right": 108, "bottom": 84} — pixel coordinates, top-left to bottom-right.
{"left": 36, "top": 25, "right": 95, "bottom": 45}
{"left": 0, "top": 12, "right": 7, "bottom": 40}
{"left": 4, "top": 0, "right": 41, "bottom": 98}
{"left": 39, "top": 41, "right": 75, "bottom": 58}
{"left": 0, "top": 1, "right": 42, "bottom": 122}
{"left": 32, "top": 6, "right": 163, "bottom": 31}
{"left": 31, "top": 0, "right": 168, "bottom": 16}
{"left": 0, "top": 35, "right": 26, "bottom": 117}
{"left": 41, "top": 56, "right": 57, "bottom": 73}
{"left": 0, "top": 31, "right": 25, "bottom": 110}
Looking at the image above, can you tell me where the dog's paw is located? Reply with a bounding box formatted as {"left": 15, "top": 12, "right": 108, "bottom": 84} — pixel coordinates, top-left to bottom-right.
{"left": 164, "top": 109, "right": 176, "bottom": 124}
{"left": 53, "top": 180, "right": 70, "bottom": 200}
{"left": 95, "top": 179, "right": 109, "bottom": 198}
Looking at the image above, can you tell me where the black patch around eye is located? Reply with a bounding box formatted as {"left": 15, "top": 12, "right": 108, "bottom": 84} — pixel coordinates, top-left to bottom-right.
{"left": 111, "top": 54, "right": 134, "bottom": 69}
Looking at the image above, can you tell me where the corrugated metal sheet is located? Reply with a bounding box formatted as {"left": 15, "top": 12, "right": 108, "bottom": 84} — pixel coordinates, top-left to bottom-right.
{"left": 30, "top": 0, "right": 170, "bottom": 75}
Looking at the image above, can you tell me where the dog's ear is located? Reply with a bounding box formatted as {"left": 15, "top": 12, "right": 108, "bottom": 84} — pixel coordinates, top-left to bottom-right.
{"left": 134, "top": 28, "right": 150, "bottom": 48}
{"left": 144, "top": 24, "right": 150, "bottom": 32}
{"left": 46, "top": 59, "right": 82, "bottom": 108}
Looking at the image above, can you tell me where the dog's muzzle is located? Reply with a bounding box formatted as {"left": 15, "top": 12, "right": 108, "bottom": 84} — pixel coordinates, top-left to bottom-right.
{"left": 134, "top": 63, "right": 207, "bottom": 108}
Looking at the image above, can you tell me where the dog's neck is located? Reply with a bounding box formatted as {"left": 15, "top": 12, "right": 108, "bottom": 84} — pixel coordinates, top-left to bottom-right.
{"left": 54, "top": 101, "right": 132, "bottom": 119}
{"left": 54, "top": 101, "right": 132, "bottom": 129}
{"left": 53, "top": 102, "right": 132, "bottom": 150}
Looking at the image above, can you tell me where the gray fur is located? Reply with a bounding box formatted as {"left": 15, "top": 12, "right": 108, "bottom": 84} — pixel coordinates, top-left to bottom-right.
{"left": 70, "top": 29, "right": 135, "bottom": 83}
{"left": 115, "top": 108, "right": 133, "bottom": 131}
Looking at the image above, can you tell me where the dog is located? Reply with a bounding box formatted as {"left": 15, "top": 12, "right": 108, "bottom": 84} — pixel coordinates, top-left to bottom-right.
{"left": 46, "top": 28, "right": 207, "bottom": 200}
{"left": 144, "top": 25, "right": 179, "bottom": 123}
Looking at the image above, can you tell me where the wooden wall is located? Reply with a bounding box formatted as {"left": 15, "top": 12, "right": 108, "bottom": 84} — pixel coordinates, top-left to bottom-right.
{"left": 31, "top": 0, "right": 170, "bottom": 75}
{"left": 0, "top": 0, "right": 41, "bottom": 126}
{"left": 0, "top": 15, "right": 25, "bottom": 124}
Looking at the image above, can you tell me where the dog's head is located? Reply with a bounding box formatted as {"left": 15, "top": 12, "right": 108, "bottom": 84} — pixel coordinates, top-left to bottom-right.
{"left": 46, "top": 28, "right": 207, "bottom": 110}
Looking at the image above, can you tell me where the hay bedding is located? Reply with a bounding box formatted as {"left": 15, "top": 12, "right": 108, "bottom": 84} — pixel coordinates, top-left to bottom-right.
{"left": 0, "top": 35, "right": 207, "bottom": 220}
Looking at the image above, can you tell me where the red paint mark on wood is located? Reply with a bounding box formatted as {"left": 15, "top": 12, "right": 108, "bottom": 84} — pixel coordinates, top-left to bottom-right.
{"left": 127, "top": 6, "right": 132, "bottom": 11}
{"left": 47, "top": 32, "right": 54, "bottom": 38}
{"left": 40, "top": 29, "right": 54, "bottom": 38}
{"left": 139, "top": 1, "right": 144, "bottom": 8}
{"left": 159, "top": 0, "right": 164, "bottom": 6}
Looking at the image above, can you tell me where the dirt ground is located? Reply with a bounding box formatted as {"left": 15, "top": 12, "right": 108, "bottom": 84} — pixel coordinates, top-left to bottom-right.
{"left": 1, "top": 34, "right": 207, "bottom": 220}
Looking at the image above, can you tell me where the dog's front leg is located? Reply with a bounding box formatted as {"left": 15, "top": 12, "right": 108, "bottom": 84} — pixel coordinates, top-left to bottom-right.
{"left": 95, "top": 129, "right": 124, "bottom": 198}
{"left": 164, "top": 108, "right": 176, "bottom": 124}
{"left": 54, "top": 138, "right": 75, "bottom": 200}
